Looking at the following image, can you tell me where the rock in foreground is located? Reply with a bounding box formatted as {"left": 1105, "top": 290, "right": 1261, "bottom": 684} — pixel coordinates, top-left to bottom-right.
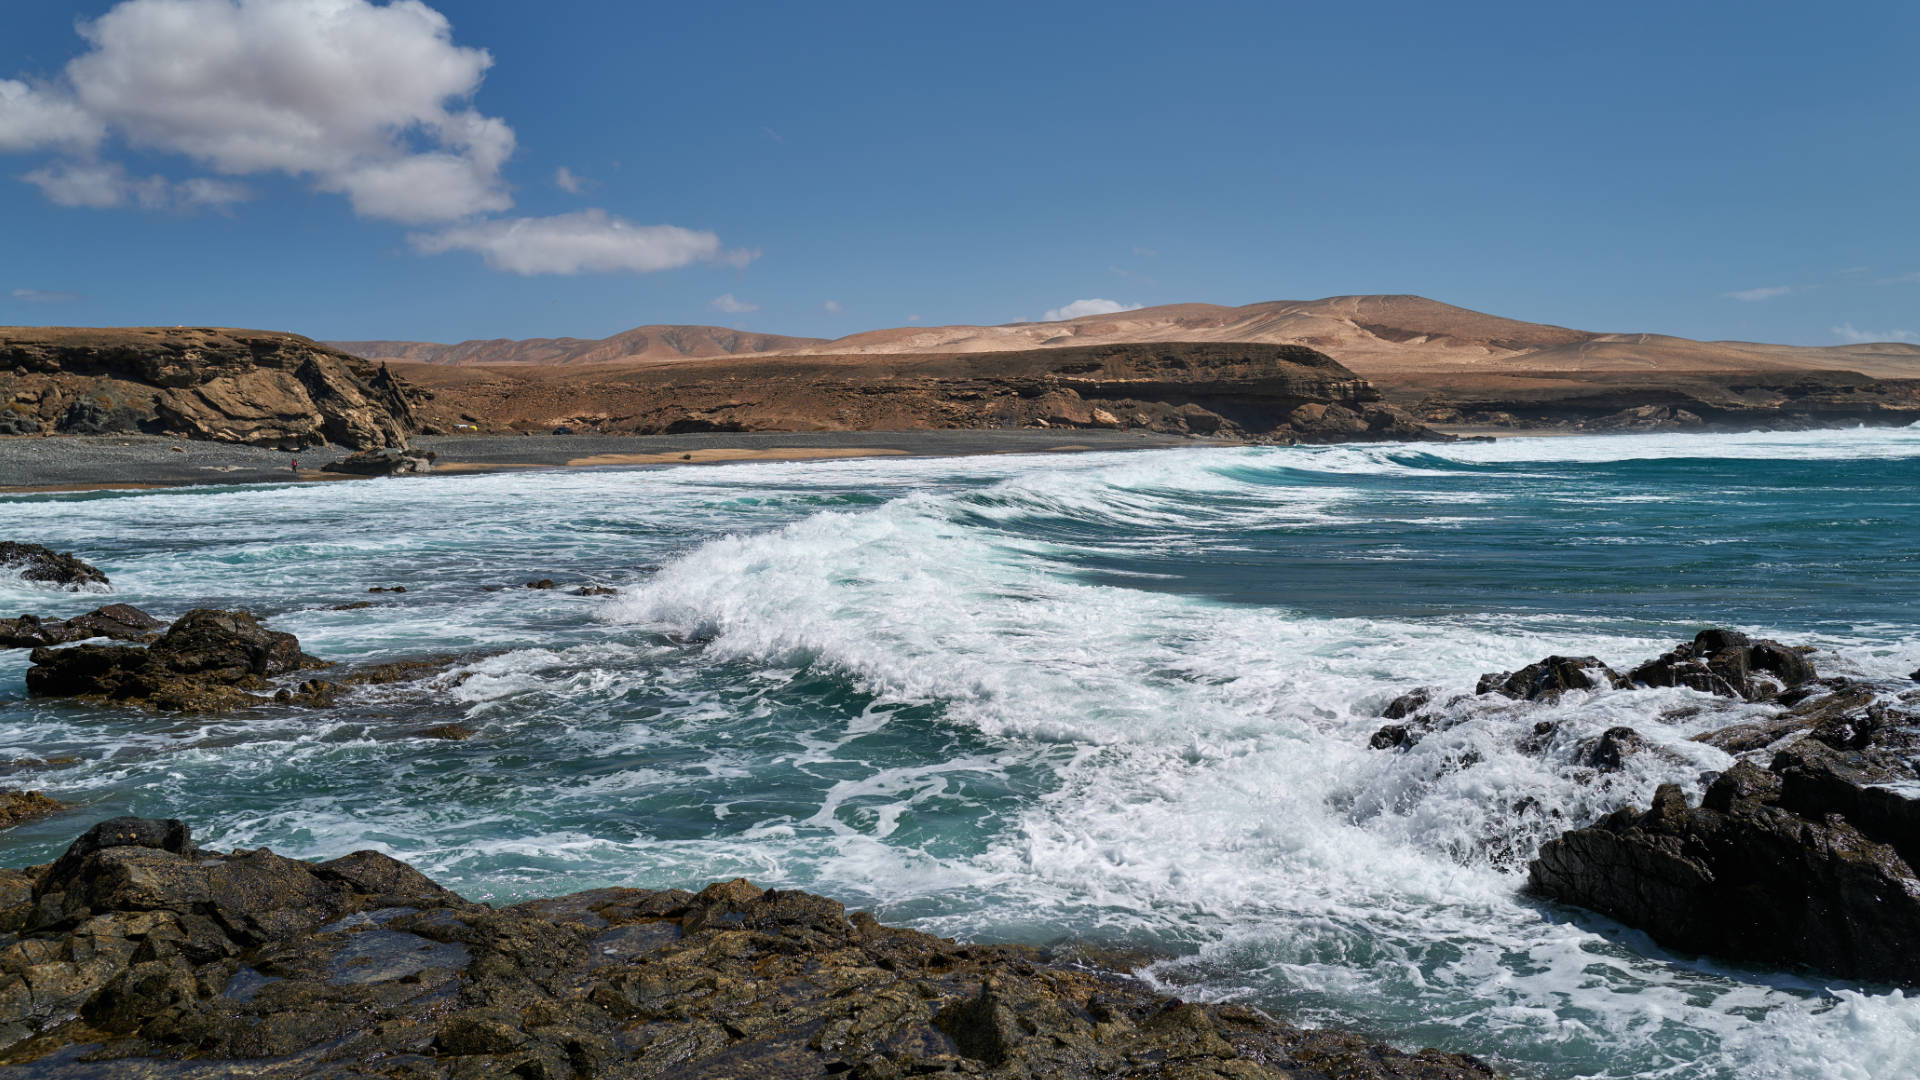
{"left": 1529, "top": 696, "right": 1920, "bottom": 984}
{"left": 0, "top": 543, "right": 108, "bottom": 590}
{"left": 0, "top": 817, "right": 1497, "bottom": 1078}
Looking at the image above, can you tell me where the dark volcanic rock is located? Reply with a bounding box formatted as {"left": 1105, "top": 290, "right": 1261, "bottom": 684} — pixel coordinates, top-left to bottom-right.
{"left": 24, "top": 608, "right": 326, "bottom": 712}
{"left": 0, "top": 818, "right": 1500, "bottom": 1078}
{"left": 0, "top": 543, "right": 108, "bottom": 590}
{"left": 0, "top": 603, "right": 165, "bottom": 649}
{"left": 1530, "top": 702, "right": 1920, "bottom": 984}
{"left": 1627, "top": 628, "right": 1817, "bottom": 701}
{"left": 1478, "top": 656, "right": 1627, "bottom": 702}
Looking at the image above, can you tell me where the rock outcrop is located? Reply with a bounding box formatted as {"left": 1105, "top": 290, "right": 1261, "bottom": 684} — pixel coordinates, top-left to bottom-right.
{"left": 0, "top": 543, "right": 108, "bottom": 590}
{"left": 0, "top": 604, "right": 165, "bottom": 649}
{"left": 1, "top": 327, "right": 421, "bottom": 449}
{"left": 1528, "top": 722, "right": 1920, "bottom": 984}
{"left": 25, "top": 608, "right": 327, "bottom": 711}
{"left": 0, "top": 817, "right": 1496, "bottom": 1077}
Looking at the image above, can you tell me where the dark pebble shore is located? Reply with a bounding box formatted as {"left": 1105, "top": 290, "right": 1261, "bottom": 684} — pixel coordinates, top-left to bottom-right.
{"left": 0, "top": 430, "right": 1199, "bottom": 493}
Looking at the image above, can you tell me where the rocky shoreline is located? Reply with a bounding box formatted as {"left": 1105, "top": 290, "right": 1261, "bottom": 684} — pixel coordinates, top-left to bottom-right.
{"left": 0, "top": 817, "right": 1498, "bottom": 1078}
{"left": 1372, "top": 629, "right": 1920, "bottom": 985}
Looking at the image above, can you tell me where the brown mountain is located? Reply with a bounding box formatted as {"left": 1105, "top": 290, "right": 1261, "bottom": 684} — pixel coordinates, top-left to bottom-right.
{"left": 330, "top": 325, "right": 826, "bottom": 366}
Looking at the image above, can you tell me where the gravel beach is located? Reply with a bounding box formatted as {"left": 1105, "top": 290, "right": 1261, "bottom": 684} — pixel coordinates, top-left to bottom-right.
{"left": 0, "top": 429, "right": 1195, "bottom": 493}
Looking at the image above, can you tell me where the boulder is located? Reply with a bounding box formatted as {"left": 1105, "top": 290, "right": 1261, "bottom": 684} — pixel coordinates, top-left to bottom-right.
{"left": 0, "top": 542, "right": 108, "bottom": 589}
{"left": 321, "top": 447, "right": 435, "bottom": 475}
{"left": 0, "top": 818, "right": 1496, "bottom": 1077}
{"left": 1477, "top": 655, "right": 1626, "bottom": 702}
{"left": 0, "top": 603, "right": 165, "bottom": 649}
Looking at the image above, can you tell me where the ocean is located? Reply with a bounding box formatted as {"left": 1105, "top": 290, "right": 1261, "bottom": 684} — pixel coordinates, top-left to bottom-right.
{"left": 4, "top": 426, "right": 1919, "bottom": 1079}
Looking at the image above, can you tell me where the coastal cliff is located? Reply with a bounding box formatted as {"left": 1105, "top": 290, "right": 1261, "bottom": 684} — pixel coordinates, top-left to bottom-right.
{"left": 1, "top": 327, "right": 420, "bottom": 450}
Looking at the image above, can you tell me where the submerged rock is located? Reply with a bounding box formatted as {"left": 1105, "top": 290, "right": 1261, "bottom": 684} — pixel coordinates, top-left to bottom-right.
{"left": 0, "top": 603, "right": 165, "bottom": 649}
{"left": 0, "top": 790, "right": 60, "bottom": 830}
{"left": 0, "top": 543, "right": 108, "bottom": 590}
{"left": 0, "top": 818, "right": 1500, "bottom": 1077}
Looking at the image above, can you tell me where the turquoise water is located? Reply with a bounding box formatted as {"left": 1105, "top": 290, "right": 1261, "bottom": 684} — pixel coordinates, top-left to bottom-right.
{"left": 4, "top": 427, "right": 1920, "bottom": 1079}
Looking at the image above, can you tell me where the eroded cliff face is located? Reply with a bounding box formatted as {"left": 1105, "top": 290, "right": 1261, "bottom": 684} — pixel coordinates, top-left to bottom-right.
{"left": 399, "top": 341, "right": 1447, "bottom": 443}
{"left": 0, "top": 327, "right": 420, "bottom": 449}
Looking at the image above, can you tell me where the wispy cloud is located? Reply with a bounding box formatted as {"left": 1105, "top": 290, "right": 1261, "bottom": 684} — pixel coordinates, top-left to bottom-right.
{"left": 763, "top": 126, "right": 784, "bottom": 144}
{"left": 907, "top": 314, "right": 921, "bottom": 323}
{"left": 553, "top": 166, "right": 590, "bottom": 195}
{"left": 1132, "top": 247, "right": 1158, "bottom": 257}
{"left": 709, "top": 293, "right": 758, "bottom": 314}
{"left": 21, "top": 160, "right": 248, "bottom": 213}
{"left": 1832, "top": 322, "right": 1918, "bottom": 344}
{"left": 1723, "top": 285, "right": 1792, "bottom": 302}
{"left": 822, "top": 300, "right": 842, "bottom": 313}
{"left": 1042, "top": 298, "right": 1143, "bottom": 322}
{"left": 10, "top": 288, "right": 83, "bottom": 303}
{"left": 1879, "top": 271, "right": 1920, "bottom": 285}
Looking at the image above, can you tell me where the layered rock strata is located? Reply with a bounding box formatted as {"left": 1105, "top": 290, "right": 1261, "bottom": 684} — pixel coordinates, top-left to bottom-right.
{"left": 0, "top": 817, "right": 1498, "bottom": 1078}
{"left": 1, "top": 327, "right": 420, "bottom": 449}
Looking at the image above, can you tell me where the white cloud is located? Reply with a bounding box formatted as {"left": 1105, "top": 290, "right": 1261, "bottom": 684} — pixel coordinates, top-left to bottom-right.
{"left": 10, "top": 288, "right": 84, "bottom": 303}
{"left": 822, "top": 299, "right": 842, "bottom": 313}
{"left": 1881, "top": 271, "right": 1920, "bottom": 285}
{"left": 410, "top": 209, "right": 752, "bottom": 275}
{"left": 0, "top": 78, "right": 104, "bottom": 151}
{"left": 1832, "top": 322, "right": 1918, "bottom": 344}
{"left": 709, "top": 293, "right": 758, "bottom": 314}
{"left": 907, "top": 313, "right": 921, "bottom": 323}
{"left": 1042, "top": 298, "right": 1143, "bottom": 321}
{"left": 1723, "top": 285, "right": 1792, "bottom": 302}
{"left": 554, "top": 165, "right": 586, "bottom": 194}
{"left": 21, "top": 159, "right": 247, "bottom": 212}
{"left": 5, "top": 0, "right": 512, "bottom": 223}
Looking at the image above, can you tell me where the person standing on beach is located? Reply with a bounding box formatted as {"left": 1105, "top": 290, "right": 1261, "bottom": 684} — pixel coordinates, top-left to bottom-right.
{"left": 290, "top": 457, "right": 298, "bottom": 475}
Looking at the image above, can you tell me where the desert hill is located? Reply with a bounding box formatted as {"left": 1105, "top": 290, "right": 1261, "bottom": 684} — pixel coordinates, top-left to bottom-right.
{"left": 330, "top": 325, "right": 825, "bottom": 366}
{"left": 333, "top": 295, "right": 1920, "bottom": 383}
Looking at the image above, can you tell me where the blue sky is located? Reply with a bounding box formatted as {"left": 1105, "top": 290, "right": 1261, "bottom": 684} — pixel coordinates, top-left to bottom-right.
{"left": 2, "top": 0, "right": 1915, "bottom": 346}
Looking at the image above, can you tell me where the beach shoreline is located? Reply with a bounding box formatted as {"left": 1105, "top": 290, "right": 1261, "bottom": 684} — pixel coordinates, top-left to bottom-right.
{"left": 0, "top": 429, "right": 1201, "bottom": 495}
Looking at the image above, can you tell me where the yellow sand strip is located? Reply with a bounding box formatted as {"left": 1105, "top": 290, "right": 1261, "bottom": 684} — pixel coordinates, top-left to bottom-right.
{"left": 565, "top": 447, "right": 909, "bottom": 467}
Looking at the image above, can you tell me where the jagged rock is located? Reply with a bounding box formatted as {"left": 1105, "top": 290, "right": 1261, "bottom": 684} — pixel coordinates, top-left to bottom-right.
{"left": 0, "top": 791, "right": 61, "bottom": 830}
{"left": 1530, "top": 706, "right": 1920, "bottom": 983}
{"left": 0, "top": 603, "right": 165, "bottom": 649}
{"left": 0, "top": 542, "right": 108, "bottom": 589}
{"left": 24, "top": 608, "right": 326, "bottom": 711}
{"left": 0, "top": 818, "right": 1497, "bottom": 1077}
{"left": 1477, "top": 656, "right": 1626, "bottom": 702}
{"left": 0, "top": 327, "right": 419, "bottom": 449}
{"left": 575, "top": 585, "right": 618, "bottom": 597}
{"left": 321, "top": 446, "right": 435, "bottom": 475}
{"left": 414, "top": 724, "right": 475, "bottom": 741}
{"left": 1627, "top": 628, "right": 1817, "bottom": 701}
